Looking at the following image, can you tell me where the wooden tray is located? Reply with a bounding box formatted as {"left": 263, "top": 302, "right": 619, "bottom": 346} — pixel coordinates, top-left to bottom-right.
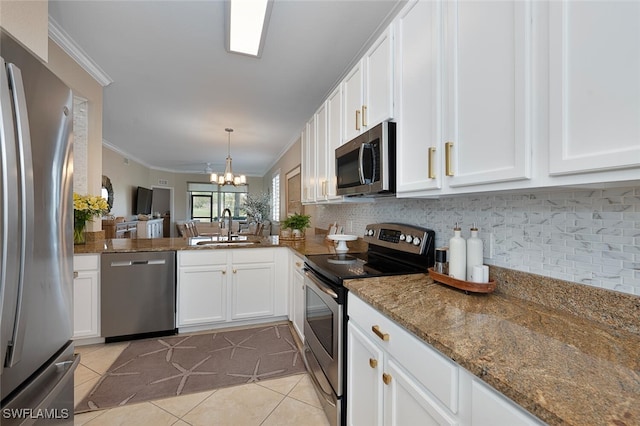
{"left": 428, "top": 268, "right": 496, "bottom": 294}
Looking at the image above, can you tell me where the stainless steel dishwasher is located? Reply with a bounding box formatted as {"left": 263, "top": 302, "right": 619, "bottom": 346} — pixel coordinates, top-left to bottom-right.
{"left": 101, "top": 251, "right": 176, "bottom": 342}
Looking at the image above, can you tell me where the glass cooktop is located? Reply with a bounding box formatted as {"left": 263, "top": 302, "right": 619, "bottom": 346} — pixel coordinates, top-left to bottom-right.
{"left": 305, "top": 252, "right": 428, "bottom": 285}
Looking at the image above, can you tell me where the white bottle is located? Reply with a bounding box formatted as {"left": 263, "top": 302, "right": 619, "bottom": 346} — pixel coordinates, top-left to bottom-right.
{"left": 448, "top": 223, "right": 466, "bottom": 280}
{"left": 466, "top": 224, "right": 484, "bottom": 281}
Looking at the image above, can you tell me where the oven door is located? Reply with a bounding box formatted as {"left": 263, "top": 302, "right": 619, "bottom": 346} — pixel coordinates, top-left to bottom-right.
{"left": 303, "top": 269, "right": 343, "bottom": 396}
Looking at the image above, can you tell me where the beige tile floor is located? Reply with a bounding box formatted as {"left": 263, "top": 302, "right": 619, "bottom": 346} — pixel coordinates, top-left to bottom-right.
{"left": 73, "top": 341, "right": 330, "bottom": 426}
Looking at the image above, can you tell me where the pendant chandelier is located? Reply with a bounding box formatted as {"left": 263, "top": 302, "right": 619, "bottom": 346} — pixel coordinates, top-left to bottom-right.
{"left": 210, "top": 128, "right": 246, "bottom": 186}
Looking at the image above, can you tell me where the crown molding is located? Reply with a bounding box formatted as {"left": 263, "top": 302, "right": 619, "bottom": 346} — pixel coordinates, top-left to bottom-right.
{"left": 48, "top": 17, "right": 114, "bottom": 87}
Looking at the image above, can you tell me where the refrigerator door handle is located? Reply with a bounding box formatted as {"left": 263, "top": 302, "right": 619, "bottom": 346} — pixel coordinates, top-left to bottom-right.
{"left": 4, "top": 63, "right": 34, "bottom": 368}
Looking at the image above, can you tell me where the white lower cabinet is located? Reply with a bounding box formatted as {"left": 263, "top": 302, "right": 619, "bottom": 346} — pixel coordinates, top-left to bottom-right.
{"left": 177, "top": 251, "right": 227, "bottom": 327}
{"left": 177, "top": 248, "right": 288, "bottom": 331}
{"left": 348, "top": 294, "right": 543, "bottom": 426}
{"left": 73, "top": 254, "right": 100, "bottom": 340}
{"left": 289, "top": 253, "right": 305, "bottom": 341}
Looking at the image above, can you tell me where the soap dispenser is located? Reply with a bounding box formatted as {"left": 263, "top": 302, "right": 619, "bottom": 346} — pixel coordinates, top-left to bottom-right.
{"left": 448, "top": 222, "right": 466, "bottom": 280}
{"left": 466, "top": 223, "right": 483, "bottom": 281}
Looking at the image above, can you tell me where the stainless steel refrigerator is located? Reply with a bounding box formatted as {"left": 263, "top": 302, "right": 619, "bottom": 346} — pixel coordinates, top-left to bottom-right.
{"left": 1, "top": 31, "right": 78, "bottom": 425}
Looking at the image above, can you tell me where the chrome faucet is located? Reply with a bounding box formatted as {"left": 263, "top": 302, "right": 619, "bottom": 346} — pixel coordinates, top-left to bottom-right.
{"left": 222, "top": 208, "right": 234, "bottom": 240}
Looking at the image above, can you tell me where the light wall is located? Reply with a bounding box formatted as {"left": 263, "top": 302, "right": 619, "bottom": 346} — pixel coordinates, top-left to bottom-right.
{"left": 0, "top": 0, "right": 48, "bottom": 61}
{"left": 263, "top": 136, "right": 302, "bottom": 221}
{"left": 102, "top": 145, "right": 264, "bottom": 234}
{"left": 46, "top": 40, "right": 103, "bottom": 231}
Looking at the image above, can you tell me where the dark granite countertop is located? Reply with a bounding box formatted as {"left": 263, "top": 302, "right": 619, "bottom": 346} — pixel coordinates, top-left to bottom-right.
{"left": 345, "top": 268, "right": 640, "bottom": 426}
{"left": 73, "top": 234, "right": 368, "bottom": 257}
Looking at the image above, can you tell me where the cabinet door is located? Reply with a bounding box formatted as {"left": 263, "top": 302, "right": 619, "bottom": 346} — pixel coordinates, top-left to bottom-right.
{"left": 73, "top": 270, "right": 99, "bottom": 339}
{"left": 395, "top": 0, "right": 443, "bottom": 193}
{"left": 231, "top": 262, "right": 275, "bottom": 320}
{"left": 302, "top": 118, "right": 317, "bottom": 203}
{"left": 347, "top": 322, "right": 384, "bottom": 426}
{"left": 384, "top": 358, "right": 458, "bottom": 426}
{"left": 326, "top": 85, "right": 342, "bottom": 200}
{"left": 549, "top": 1, "right": 640, "bottom": 175}
{"left": 343, "top": 60, "right": 364, "bottom": 142}
{"left": 444, "top": 0, "right": 532, "bottom": 188}
{"left": 364, "top": 25, "right": 394, "bottom": 129}
{"left": 315, "top": 102, "right": 329, "bottom": 201}
{"left": 467, "top": 373, "right": 543, "bottom": 426}
{"left": 177, "top": 266, "right": 226, "bottom": 326}
{"left": 291, "top": 257, "right": 306, "bottom": 341}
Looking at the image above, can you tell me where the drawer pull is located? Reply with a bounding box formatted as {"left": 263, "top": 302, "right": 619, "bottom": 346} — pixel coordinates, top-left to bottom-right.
{"left": 371, "top": 325, "right": 389, "bottom": 341}
{"left": 356, "top": 110, "right": 361, "bottom": 131}
{"left": 382, "top": 373, "right": 392, "bottom": 385}
{"left": 369, "top": 358, "right": 378, "bottom": 369}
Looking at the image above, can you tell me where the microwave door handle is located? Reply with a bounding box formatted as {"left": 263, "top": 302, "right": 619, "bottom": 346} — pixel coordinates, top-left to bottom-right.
{"left": 358, "top": 143, "right": 366, "bottom": 185}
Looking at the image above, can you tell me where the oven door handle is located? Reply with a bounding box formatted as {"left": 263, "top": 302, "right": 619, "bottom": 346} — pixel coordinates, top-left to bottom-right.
{"left": 305, "top": 271, "right": 338, "bottom": 299}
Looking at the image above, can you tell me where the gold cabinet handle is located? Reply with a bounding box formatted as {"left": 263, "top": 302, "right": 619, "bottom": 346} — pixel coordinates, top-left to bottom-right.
{"left": 222, "top": 270, "right": 227, "bottom": 275}
{"left": 428, "top": 147, "right": 436, "bottom": 179}
{"left": 369, "top": 358, "right": 378, "bottom": 369}
{"left": 362, "top": 105, "right": 368, "bottom": 127}
{"left": 382, "top": 373, "right": 392, "bottom": 385}
{"left": 445, "top": 142, "right": 454, "bottom": 176}
{"left": 295, "top": 262, "right": 302, "bottom": 267}
{"left": 356, "top": 110, "right": 361, "bottom": 131}
{"left": 371, "top": 325, "right": 389, "bottom": 341}
{"left": 233, "top": 269, "right": 237, "bottom": 274}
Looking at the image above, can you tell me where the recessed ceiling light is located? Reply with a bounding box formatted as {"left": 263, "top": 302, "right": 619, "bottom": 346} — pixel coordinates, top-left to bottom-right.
{"left": 226, "top": 0, "right": 273, "bottom": 58}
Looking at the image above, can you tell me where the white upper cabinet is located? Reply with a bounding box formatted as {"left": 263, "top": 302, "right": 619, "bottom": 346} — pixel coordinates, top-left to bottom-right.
{"left": 444, "top": 0, "right": 533, "bottom": 188}
{"left": 343, "top": 60, "right": 365, "bottom": 142}
{"left": 325, "top": 85, "right": 343, "bottom": 200}
{"left": 301, "top": 118, "right": 316, "bottom": 203}
{"left": 364, "top": 25, "right": 395, "bottom": 131}
{"left": 395, "top": 0, "right": 443, "bottom": 193}
{"left": 396, "top": 0, "right": 533, "bottom": 196}
{"left": 548, "top": 0, "right": 640, "bottom": 175}
{"left": 344, "top": 26, "right": 395, "bottom": 142}
{"left": 314, "top": 102, "right": 329, "bottom": 201}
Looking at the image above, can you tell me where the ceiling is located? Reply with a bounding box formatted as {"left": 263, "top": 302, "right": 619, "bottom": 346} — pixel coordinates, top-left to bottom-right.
{"left": 48, "top": 0, "right": 403, "bottom": 177}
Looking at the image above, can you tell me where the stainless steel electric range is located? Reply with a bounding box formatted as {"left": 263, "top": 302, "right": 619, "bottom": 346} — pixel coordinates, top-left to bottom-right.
{"left": 301, "top": 223, "right": 435, "bottom": 426}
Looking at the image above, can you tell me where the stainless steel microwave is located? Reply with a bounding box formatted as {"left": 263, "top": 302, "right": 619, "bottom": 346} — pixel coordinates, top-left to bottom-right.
{"left": 335, "top": 121, "right": 396, "bottom": 197}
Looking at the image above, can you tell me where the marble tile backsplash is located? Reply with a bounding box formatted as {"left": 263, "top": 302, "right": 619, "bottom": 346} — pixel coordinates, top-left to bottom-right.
{"left": 311, "top": 186, "right": 640, "bottom": 296}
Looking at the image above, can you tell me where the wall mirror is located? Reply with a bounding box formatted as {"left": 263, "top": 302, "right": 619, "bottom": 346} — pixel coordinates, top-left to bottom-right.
{"left": 102, "top": 175, "right": 114, "bottom": 212}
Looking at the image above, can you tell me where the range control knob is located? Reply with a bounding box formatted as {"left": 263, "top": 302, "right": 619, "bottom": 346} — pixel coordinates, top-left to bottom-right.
{"left": 405, "top": 235, "right": 413, "bottom": 244}
{"left": 367, "top": 229, "right": 375, "bottom": 236}
{"left": 412, "top": 237, "right": 421, "bottom": 246}
{"left": 399, "top": 234, "right": 406, "bottom": 241}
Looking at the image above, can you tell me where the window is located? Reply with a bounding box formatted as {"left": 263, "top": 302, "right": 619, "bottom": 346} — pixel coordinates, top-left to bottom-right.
{"left": 272, "top": 172, "right": 280, "bottom": 221}
{"left": 187, "top": 182, "right": 247, "bottom": 221}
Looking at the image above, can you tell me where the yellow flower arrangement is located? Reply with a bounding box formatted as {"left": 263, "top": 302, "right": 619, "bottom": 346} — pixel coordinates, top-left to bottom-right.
{"left": 73, "top": 193, "right": 109, "bottom": 243}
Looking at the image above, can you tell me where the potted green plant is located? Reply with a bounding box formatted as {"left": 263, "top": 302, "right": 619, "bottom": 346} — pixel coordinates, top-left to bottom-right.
{"left": 281, "top": 213, "right": 311, "bottom": 238}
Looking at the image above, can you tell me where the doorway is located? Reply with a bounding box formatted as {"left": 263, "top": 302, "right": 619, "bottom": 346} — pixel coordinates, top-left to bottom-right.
{"left": 152, "top": 187, "right": 173, "bottom": 237}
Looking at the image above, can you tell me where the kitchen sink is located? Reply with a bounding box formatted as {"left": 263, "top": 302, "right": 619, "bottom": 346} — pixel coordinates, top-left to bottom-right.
{"left": 189, "top": 235, "right": 261, "bottom": 247}
{"left": 195, "top": 240, "right": 261, "bottom": 247}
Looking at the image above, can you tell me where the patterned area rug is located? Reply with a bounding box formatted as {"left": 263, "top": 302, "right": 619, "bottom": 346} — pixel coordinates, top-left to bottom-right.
{"left": 76, "top": 324, "right": 306, "bottom": 413}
